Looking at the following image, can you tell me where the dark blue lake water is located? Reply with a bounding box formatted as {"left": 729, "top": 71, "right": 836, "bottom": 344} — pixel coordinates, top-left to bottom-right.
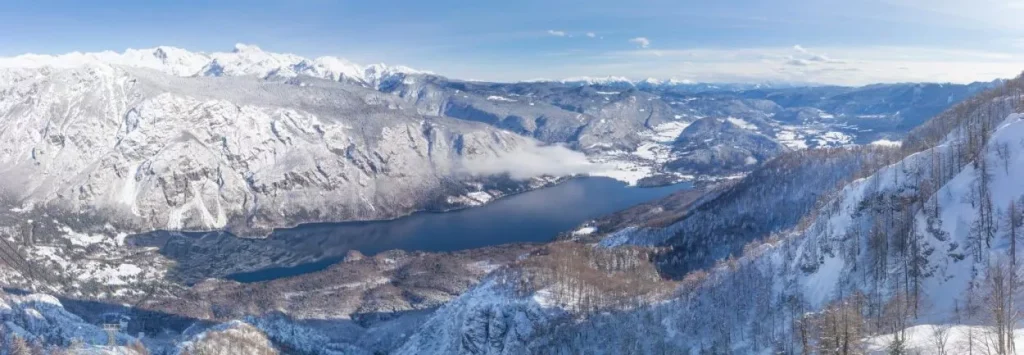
{"left": 222, "top": 177, "right": 691, "bottom": 282}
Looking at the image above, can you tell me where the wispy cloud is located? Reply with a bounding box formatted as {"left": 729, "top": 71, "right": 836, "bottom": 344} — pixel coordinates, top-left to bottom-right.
{"left": 784, "top": 45, "right": 845, "bottom": 66}
{"left": 547, "top": 30, "right": 567, "bottom": 37}
{"left": 586, "top": 32, "right": 597, "bottom": 38}
{"left": 535, "top": 45, "right": 1022, "bottom": 85}
{"left": 459, "top": 141, "right": 602, "bottom": 179}
{"left": 629, "top": 37, "right": 651, "bottom": 48}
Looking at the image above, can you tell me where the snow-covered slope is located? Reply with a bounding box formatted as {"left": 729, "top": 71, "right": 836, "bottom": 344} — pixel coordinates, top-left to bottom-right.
{"left": 394, "top": 279, "right": 556, "bottom": 355}
{"left": 0, "top": 61, "right": 559, "bottom": 235}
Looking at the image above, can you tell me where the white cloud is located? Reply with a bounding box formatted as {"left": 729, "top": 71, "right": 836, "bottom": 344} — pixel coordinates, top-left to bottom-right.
{"left": 586, "top": 32, "right": 597, "bottom": 38}
{"left": 547, "top": 30, "right": 567, "bottom": 37}
{"left": 785, "top": 45, "right": 845, "bottom": 65}
{"left": 537, "top": 46, "right": 1022, "bottom": 86}
{"left": 629, "top": 37, "right": 651, "bottom": 48}
{"left": 459, "top": 141, "right": 602, "bottom": 179}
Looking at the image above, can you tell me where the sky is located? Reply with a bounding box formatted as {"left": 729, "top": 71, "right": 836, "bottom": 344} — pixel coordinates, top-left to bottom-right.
{"left": 0, "top": 0, "right": 1022, "bottom": 85}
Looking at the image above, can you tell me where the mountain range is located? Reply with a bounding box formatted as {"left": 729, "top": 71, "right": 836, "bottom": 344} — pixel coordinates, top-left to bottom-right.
{"left": 0, "top": 44, "right": 999, "bottom": 235}
{"left": 0, "top": 44, "right": 1020, "bottom": 354}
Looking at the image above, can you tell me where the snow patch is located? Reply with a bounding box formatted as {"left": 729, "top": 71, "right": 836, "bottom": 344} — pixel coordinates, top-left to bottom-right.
{"left": 58, "top": 226, "right": 107, "bottom": 247}
{"left": 776, "top": 130, "right": 808, "bottom": 149}
{"left": 572, "top": 226, "right": 597, "bottom": 236}
{"left": 486, "top": 95, "right": 517, "bottom": 102}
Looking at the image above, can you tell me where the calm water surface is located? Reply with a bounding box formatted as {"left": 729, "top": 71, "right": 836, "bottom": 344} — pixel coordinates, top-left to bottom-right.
{"left": 223, "top": 177, "right": 691, "bottom": 282}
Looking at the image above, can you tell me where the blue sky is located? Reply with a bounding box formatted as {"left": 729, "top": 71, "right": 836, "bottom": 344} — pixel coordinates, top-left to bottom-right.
{"left": 1, "top": 0, "right": 1022, "bottom": 85}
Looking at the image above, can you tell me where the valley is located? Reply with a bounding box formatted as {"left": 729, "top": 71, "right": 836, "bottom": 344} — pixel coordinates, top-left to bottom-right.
{"left": 0, "top": 43, "right": 1017, "bottom": 354}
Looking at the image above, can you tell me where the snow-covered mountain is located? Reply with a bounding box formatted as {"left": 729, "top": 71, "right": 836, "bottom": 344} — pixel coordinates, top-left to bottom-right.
{"left": 0, "top": 55, "right": 564, "bottom": 235}
{"left": 0, "top": 44, "right": 996, "bottom": 195}
{"left": 0, "top": 43, "right": 426, "bottom": 88}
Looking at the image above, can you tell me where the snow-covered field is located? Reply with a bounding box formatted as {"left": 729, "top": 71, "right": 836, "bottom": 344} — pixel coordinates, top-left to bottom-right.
{"left": 776, "top": 125, "right": 857, "bottom": 149}
{"left": 865, "top": 324, "right": 1024, "bottom": 354}
{"left": 588, "top": 117, "right": 864, "bottom": 185}
{"left": 587, "top": 121, "right": 695, "bottom": 185}
{"left": 445, "top": 191, "right": 497, "bottom": 206}
{"left": 588, "top": 158, "right": 658, "bottom": 185}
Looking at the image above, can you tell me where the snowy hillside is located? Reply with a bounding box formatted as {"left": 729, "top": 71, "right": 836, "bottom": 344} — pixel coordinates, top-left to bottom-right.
{"left": 391, "top": 79, "right": 1024, "bottom": 354}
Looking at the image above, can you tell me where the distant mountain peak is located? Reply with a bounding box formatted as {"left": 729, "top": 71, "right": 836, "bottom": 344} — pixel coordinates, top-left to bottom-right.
{"left": 0, "top": 43, "right": 425, "bottom": 88}
{"left": 561, "top": 76, "right": 634, "bottom": 85}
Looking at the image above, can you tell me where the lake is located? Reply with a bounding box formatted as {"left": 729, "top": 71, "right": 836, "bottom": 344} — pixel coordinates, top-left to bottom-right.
{"left": 135, "top": 177, "right": 692, "bottom": 283}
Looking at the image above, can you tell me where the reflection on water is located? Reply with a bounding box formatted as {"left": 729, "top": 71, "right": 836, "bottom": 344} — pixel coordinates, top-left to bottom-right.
{"left": 131, "top": 177, "right": 692, "bottom": 283}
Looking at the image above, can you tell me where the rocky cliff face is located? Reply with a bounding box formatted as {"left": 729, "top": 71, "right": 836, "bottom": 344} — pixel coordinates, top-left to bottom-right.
{"left": 0, "top": 64, "right": 542, "bottom": 235}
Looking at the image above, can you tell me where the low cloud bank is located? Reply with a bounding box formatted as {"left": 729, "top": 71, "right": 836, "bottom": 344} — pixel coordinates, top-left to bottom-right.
{"left": 460, "top": 142, "right": 602, "bottom": 180}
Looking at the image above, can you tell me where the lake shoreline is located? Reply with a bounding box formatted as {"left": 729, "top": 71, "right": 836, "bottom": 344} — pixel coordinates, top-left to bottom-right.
{"left": 216, "top": 177, "right": 693, "bottom": 283}
{"left": 127, "top": 177, "right": 694, "bottom": 284}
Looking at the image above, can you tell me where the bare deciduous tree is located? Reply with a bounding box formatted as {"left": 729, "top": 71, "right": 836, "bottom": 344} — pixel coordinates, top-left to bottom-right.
{"left": 1005, "top": 197, "right": 1024, "bottom": 266}
{"left": 983, "top": 259, "right": 1022, "bottom": 355}
{"left": 815, "top": 294, "right": 865, "bottom": 355}
{"left": 930, "top": 324, "right": 952, "bottom": 355}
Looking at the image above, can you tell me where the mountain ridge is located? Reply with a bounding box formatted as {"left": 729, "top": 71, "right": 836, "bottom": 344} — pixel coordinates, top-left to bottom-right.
{"left": 0, "top": 43, "right": 427, "bottom": 89}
